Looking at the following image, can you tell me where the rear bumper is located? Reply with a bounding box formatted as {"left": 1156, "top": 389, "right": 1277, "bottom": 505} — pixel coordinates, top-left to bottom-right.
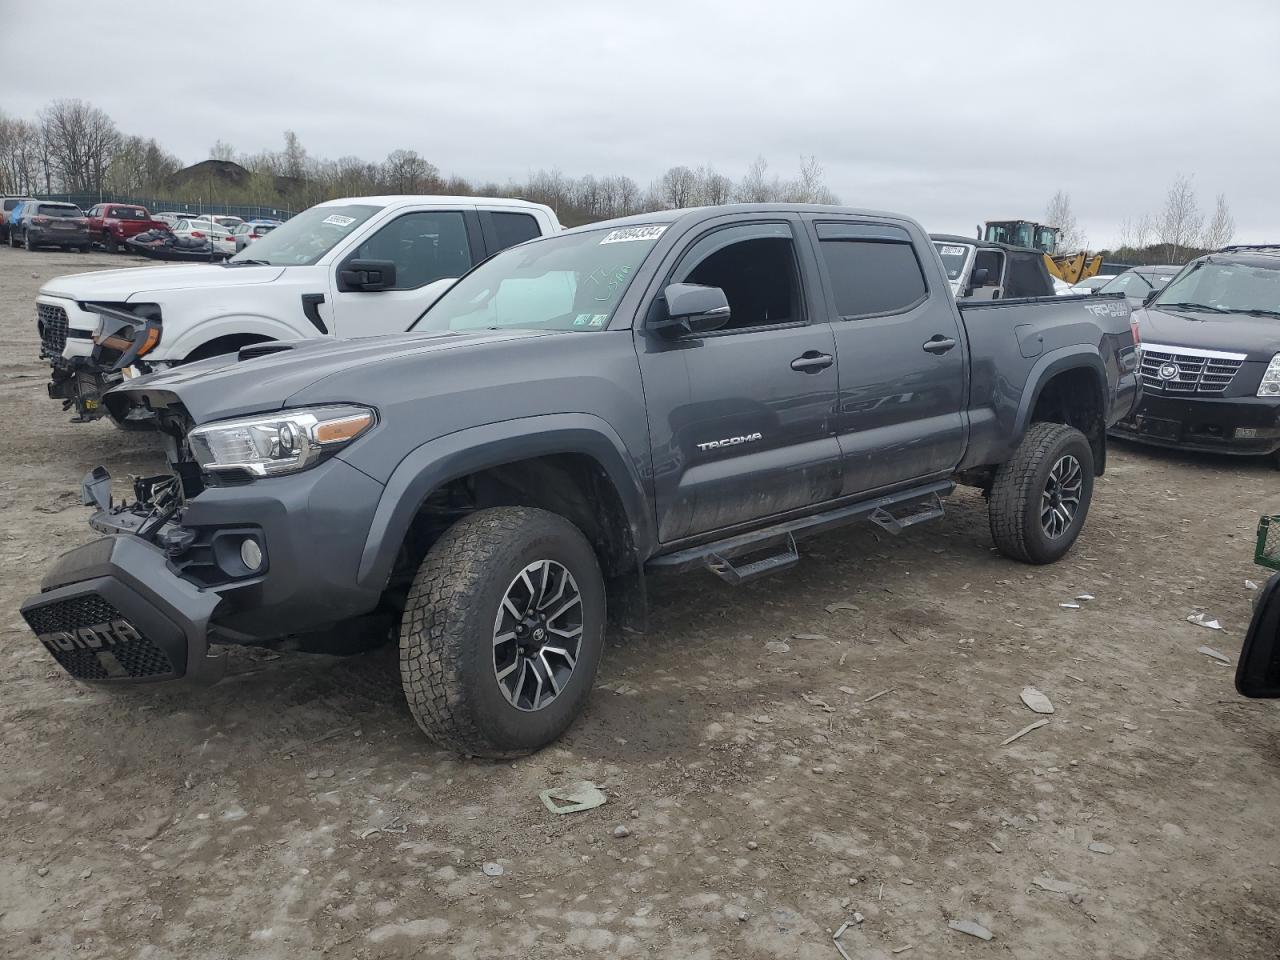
{"left": 28, "top": 228, "right": 90, "bottom": 246}
{"left": 20, "top": 536, "right": 225, "bottom": 684}
{"left": 1110, "top": 391, "right": 1280, "bottom": 455}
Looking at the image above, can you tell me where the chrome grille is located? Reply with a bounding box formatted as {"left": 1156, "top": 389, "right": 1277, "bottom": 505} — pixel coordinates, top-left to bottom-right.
{"left": 1139, "top": 344, "right": 1244, "bottom": 395}
{"left": 37, "top": 303, "right": 70, "bottom": 367}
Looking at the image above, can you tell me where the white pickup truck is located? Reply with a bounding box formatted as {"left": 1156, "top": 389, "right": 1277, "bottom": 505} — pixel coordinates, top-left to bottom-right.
{"left": 36, "top": 195, "right": 561, "bottom": 421}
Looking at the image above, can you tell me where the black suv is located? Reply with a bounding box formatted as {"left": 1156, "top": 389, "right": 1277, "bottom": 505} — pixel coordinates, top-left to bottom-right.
{"left": 1113, "top": 245, "right": 1280, "bottom": 464}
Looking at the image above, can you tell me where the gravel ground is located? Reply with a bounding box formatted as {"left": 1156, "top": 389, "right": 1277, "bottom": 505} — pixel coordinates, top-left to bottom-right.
{"left": 1, "top": 244, "right": 1278, "bottom": 959}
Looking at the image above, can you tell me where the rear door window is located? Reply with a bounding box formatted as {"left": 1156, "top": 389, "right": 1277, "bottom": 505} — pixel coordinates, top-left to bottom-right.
{"left": 817, "top": 223, "right": 929, "bottom": 318}
{"left": 488, "top": 211, "right": 542, "bottom": 252}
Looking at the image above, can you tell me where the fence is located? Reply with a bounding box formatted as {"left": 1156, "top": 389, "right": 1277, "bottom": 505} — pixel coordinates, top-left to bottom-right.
{"left": 30, "top": 192, "right": 295, "bottom": 222}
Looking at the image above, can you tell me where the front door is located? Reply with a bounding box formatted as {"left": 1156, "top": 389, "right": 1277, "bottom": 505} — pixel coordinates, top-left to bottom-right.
{"left": 635, "top": 220, "right": 842, "bottom": 543}
{"left": 330, "top": 208, "right": 480, "bottom": 337}
{"left": 806, "top": 219, "right": 967, "bottom": 496}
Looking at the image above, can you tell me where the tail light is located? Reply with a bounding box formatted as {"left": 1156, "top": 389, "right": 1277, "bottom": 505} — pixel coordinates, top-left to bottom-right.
{"left": 33, "top": 216, "right": 49, "bottom": 225}
{"left": 1130, "top": 319, "right": 1141, "bottom": 345}
{"left": 191, "top": 230, "right": 205, "bottom": 238}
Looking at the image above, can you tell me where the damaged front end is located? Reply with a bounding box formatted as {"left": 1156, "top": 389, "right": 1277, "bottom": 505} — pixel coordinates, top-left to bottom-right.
{"left": 43, "top": 302, "right": 163, "bottom": 424}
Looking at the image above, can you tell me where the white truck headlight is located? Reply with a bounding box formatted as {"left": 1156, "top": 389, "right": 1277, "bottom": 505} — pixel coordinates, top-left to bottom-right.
{"left": 188, "top": 405, "right": 376, "bottom": 477}
{"left": 1260, "top": 354, "right": 1280, "bottom": 398}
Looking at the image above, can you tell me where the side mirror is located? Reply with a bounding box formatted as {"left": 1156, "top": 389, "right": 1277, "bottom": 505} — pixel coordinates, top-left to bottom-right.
{"left": 971, "top": 268, "right": 990, "bottom": 287}
{"left": 650, "top": 283, "right": 731, "bottom": 338}
{"left": 1237, "top": 573, "right": 1280, "bottom": 698}
{"left": 340, "top": 259, "right": 397, "bottom": 292}
{"left": 1143, "top": 289, "right": 1160, "bottom": 306}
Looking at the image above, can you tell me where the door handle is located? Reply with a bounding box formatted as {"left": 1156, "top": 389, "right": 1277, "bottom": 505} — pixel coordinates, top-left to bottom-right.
{"left": 791, "top": 351, "right": 834, "bottom": 372}
{"left": 922, "top": 335, "right": 957, "bottom": 354}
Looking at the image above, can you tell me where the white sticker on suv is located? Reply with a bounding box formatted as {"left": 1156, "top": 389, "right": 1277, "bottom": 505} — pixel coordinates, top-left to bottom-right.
{"left": 600, "top": 225, "right": 667, "bottom": 244}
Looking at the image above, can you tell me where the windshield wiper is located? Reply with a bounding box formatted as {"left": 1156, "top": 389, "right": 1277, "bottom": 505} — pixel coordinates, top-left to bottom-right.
{"left": 223, "top": 258, "right": 271, "bottom": 267}
{"left": 1236, "top": 308, "right": 1280, "bottom": 318}
{"left": 1157, "top": 301, "right": 1230, "bottom": 314}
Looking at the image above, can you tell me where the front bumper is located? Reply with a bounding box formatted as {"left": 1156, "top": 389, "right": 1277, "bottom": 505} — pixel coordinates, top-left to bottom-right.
{"left": 20, "top": 536, "right": 225, "bottom": 684}
{"left": 1110, "top": 391, "right": 1280, "bottom": 456}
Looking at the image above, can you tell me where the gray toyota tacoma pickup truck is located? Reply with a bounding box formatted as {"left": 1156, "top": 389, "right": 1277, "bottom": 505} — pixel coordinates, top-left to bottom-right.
{"left": 20, "top": 204, "right": 1140, "bottom": 757}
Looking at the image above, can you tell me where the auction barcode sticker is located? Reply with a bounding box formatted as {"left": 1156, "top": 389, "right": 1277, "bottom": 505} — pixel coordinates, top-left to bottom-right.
{"left": 323, "top": 214, "right": 356, "bottom": 227}
{"left": 600, "top": 225, "right": 667, "bottom": 244}
{"left": 940, "top": 245, "right": 967, "bottom": 256}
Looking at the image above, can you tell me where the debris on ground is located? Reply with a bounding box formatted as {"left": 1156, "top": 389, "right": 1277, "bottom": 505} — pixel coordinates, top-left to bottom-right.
{"left": 833, "top": 921, "right": 851, "bottom": 940}
{"left": 1075, "top": 594, "right": 1095, "bottom": 602}
{"left": 358, "top": 819, "right": 407, "bottom": 840}
{"left": 793, "top": 633, "right": 830, "bottom": 641}
{"left": 988, "top": 840, "right": 1003, "bottom": 853}
{"left": 1001, "top": 719, "right": 1050, "bottom": 745}
{"left": 801, "top": 692, "right": 836, "bottom": 712}
{"left": 948, "top": 919, "right": 994, "bottom": 940}
{"left": 765, "top": 640, "right": 792, "bottom": 654}
{"left": 1245, "top": 580, "right": 1259, "bottom": 591}
{"left": 825, "top": 602, "right": 860, "bottom": 614}
{"left": 838, "top": 686, "right": 858, "bottom": 696}
{"left": 1197, "top": 645, "right": 1231, "bottom": 664}
{"left": 1088, "top": 842, "right": 1115, "bottom": 855}
{"left": 1020, "top": 686, "right": 1055, "bottom": 714}
{"left": 753, "top": 715, "right": 774, "bottom": 724}
{"left": 864, "top": 688, "right": 895, "bottom": 703}
{"left": 481, "top": 862, "right": 504, "bottom": 876}
{"left": 612, "top": 825, "right": 631, "bottom": 838}
{"left": 538, "top": 781, "right": 607, "bottom": 814}
{"left": 1059, "top": 602, "right": 1081, "bottom": 609}
{"left": 1186, "top": 613, "right": 1223, "bottom": 630}
{"left": 1033, "top": 875, "right": 1084, "bottom": 895}
{"left": 892, "top": 946, "right": 915, "bottom": 954}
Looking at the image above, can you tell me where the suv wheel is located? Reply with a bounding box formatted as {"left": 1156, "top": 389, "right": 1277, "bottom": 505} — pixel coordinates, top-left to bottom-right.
{"left": 23, "top": 231, "right": 34, "bottom": 251}
{"left": 989, "top": 422, "right": 1095, "bottom": 564}
{"left": 399, "top": 507, "right": 606, "bottom": 758}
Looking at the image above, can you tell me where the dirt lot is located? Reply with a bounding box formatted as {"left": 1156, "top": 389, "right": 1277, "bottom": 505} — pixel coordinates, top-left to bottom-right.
{"left": 0, "top": 244, "right": 1277, "bottom": 960}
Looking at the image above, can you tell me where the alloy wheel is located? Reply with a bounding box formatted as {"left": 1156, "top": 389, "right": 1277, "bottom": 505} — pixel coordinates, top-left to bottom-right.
{"left": 1041, "top": 454, "right": 1083, "bottom": 539}
{"left": 492, "top": 559, "right": 583, "bottom": 712}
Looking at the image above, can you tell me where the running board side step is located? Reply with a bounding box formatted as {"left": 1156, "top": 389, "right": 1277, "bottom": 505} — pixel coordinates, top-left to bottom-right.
{"left": 707, "top": 533, "right": 799, "bottom": 585}
{"left": 646, "top": 480, "right": 955, "bottom": 580}
{"left": 869, "top": 493, "right": 945, "bottom": 535}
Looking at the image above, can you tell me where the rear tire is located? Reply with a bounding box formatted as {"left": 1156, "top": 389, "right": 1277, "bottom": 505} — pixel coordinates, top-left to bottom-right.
{"left": 989, "top": 422, "right": 1094, "bottom": 565}
{"left": 399, "top": 507, "right": 606, "bottom": 758}
{"left": 104, "top": 233, "right": 118, "bottom": 253}
{"left": 24, "top": 231, "right": 34, "bottom": 251}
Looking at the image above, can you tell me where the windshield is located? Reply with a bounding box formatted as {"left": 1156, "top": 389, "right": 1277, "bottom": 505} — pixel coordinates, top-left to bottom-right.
{"left": 1153, "top": 261, "right": 1280, "bottom": 316}
{"left": 414, "top": 225, "right": 666, "bottom": 333}
{"left": 933, "top": 242, "right": 971, "bottom": 282}
{"left": 38, "top": 205, "right": 81, "bottom": 217}
{"left": 1101, "top": 271, "right": 1173, "bottom": 298}
{"left": 227, "top": 203, "right": 380, "bottom": 266}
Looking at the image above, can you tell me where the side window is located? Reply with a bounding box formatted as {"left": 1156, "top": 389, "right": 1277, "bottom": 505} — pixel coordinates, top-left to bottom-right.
{"left": 671, "top": 222, "right": 803, "bottom": 332}
{"left": 350, "top": 210, "right": 471, "bottom": 290}
{"left": 489, "top": 212, "right": 541, "bottom": 252}
{"left": 817, "top": 224, "right": 928, "bottom": 318}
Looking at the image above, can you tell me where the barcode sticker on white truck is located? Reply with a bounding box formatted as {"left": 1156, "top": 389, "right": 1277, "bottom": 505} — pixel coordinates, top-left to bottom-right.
{"left": 600, "top": 226, "right": 667, "bottom": 244}
{"left": 322, "top": 214, "right": 356, "bottom": 227}
{"left": 940, "top": 245, "right": 967, "bottom": 256}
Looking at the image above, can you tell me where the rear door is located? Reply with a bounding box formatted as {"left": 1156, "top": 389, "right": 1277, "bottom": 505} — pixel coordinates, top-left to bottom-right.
{"left": 635, "top": 217, "right": 841, "bottom": 542}
{"left": 806, "top": 218, "right": 967, "bottom": 496}
{"left": 477, "top": 208, "right": 544, "bottom": 254}
{"left": 329, "top": 206, "right": 483, "bottom": 337}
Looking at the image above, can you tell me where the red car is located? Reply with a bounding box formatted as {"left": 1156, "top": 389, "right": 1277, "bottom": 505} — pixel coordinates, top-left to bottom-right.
{"left": 86, "top": 203, "right": 162, "bottom": 252}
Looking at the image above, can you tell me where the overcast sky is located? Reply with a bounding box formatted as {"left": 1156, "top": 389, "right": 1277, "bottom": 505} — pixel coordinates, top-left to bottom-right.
{"left": 6, "top": 1, "right": 1279, "bottom": 246}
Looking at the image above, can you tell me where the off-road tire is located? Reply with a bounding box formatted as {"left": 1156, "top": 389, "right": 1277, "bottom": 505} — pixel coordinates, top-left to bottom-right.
{"left": 989, "top": 422, "right": 1094, "bottom": 565}
{"left": 399, "top": 506, "right": 606, "bottom": 758}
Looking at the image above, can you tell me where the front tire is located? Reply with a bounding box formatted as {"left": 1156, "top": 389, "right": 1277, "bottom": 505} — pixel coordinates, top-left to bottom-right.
{"left": 989, "top": 422, "right": 1094, "bottom": 564}
{"left": 399, "top": 507, "right": 606, "bottom": 758}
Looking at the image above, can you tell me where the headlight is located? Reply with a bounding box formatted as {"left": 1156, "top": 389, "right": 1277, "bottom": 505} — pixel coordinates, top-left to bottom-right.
{"left": 188, "top": 405, "right": 376, "bottom": 477}
{"left": 1260, "top": 354, "right": 1280, "bottom": 398}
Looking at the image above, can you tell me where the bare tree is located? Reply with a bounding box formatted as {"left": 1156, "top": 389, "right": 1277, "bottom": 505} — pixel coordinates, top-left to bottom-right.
{"left": 1045, "top": 190, "right": 1086, "bottom": 253}
{"left": 380, "top": 149, "right": 439, "bottom": 194}
{"left": 734, "top": 155, "right": 779, "bottom": 203}
{"left": 280, "top": 130, "right": 308, "bottom": 182}
{"left": 655, "top": 165, "right": 699, "bottom": 209}
{"left": 0, "top": 113, "right": 43, "bottom": 194}
{"left": 1157, "top": 174, "right": 1204, "bottom": 263}
{"left": 786, "top": 155, "right": 838, "bottom": 204}
{"left": 40, "top": 99, "right": 120, "bottom": 194}
{"left": 1200, "top": 193, "right": 1235, "bottom": 250}
{"left": 209, "top": 140, "right": 237, "bottom": 162}
{"left": 692, "top": 165, "right": 733, "bottom": 206}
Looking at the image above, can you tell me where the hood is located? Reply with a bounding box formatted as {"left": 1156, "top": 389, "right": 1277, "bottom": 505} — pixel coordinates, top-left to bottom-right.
{"left": 40, "top": 263, "right": 286, "bottom": 301}
{"left": 1136, "top": 306, "right": 1280, "bottom": 361}
{"left": 104, "top": 328, "right": 556, "bottom": 423}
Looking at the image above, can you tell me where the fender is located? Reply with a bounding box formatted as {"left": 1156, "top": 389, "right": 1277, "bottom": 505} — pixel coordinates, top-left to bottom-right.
{"left": 1013, "top": 346, "right": 1108, "bottom": 438}
{"left": 352, "top": 413, "right": 655, "bottom": 592}
{"left": 160, "top": 314, "right": 321, "bottom": 361}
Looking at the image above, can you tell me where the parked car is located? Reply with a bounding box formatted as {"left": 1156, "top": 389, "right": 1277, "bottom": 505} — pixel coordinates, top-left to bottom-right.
{"left": 1111, "top": 245, "right": 1280, "bottom": 463}
{"left": 86, "top": 203, "right": 162, "bottom": 252}
{"left": 193, "top": 214, "right": 245, "bottom": 230}
{"left": 171, "top": 218, "right": 235, "bottom": 257}
{"left": 152, "top": 212, "right": 191, "bottom": 228}
{"left": 1095, "top": 265, "right": 1180, "bottom": 306}
{"left": 232, "top": 220, "right": 279, "bottom": 252}
{"left": 20, "top": 203, "right": 1139, "bottom": 757}
{"left": 1, "top": 196, "right": 34, "bottom": 243}
{"left": 1237, "top": 568, "right": 1280, "bottom": 699}
{"left": 1070, "top": 274, "right": 1116, "bottom": 295}
{"left": 36, "top": 195, "right": 560, "bottom": 421}
{"left": 9, "top": 201, "right": 89, "bottom": 251}
{"left": 931, "top": 234, "right": 1057, "bottom": 299}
